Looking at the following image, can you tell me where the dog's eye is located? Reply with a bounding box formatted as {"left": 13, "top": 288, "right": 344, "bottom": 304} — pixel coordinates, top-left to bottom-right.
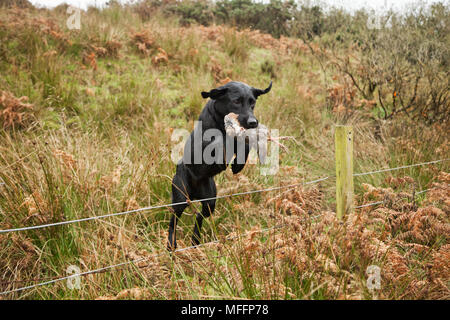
{"left": 233, "top": 99, "right": 241, "bottom": 105}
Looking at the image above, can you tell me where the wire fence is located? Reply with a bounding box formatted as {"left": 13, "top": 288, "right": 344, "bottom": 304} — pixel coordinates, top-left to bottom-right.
{"left": 353, "top": 159, "right": 448, "bottom": 177}
{"left": 0, "top": 224, "right": 285, "bottom": 295}
{"left": 1, "top": 158, "right": 448, "bottom": 234}
{"left": 0, "top": 183, "right": 443, "bottom": 296}
{"left": 353, "top": 186, "right": 439, "bottom": 209}
{"left": 0, "top": 176, "right": 329, "bottom": 234}
{"left": 0, "top": 157, "right": 448, "bottom": 296}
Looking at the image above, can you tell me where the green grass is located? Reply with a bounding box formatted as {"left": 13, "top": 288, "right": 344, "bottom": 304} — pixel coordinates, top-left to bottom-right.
{"left": 0, "top": 4, "right": 448, "bottom": 300}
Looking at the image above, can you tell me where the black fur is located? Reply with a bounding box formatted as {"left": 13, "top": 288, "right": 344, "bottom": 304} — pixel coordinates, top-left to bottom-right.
{"left": 167, "top": 81, "right": 272, "bottom": 250}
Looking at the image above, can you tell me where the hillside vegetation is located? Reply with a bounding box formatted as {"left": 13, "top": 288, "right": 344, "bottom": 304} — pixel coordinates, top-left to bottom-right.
{"left": 0, "top": 1, "right": 448, "bottom": 299}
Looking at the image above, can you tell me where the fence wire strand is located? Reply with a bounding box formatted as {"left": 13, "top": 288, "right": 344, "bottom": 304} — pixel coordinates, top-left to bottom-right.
{"left": 0, "top": 176, "right": 329, "bottom": 234}
{"left": 1, "top": 184, "right": 445, "bottom": 295}
{"left": 0, "top": 156, "right": 448, "bottom": 296}
{"left": 0, "top": 224, "right": 284, "bottom": 296}
{"left": 2, "top": 159, "right": 448, "bottom": 234}
{"left": 354, "top": 186, "right": 439, "bottom": 209}
{"left": 353, "top": 159, "right": 448, "bottom": 177}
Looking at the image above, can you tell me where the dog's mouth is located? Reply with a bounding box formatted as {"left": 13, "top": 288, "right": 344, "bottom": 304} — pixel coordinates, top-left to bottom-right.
{"left": 246, "top": 122, "right": 258, "bottom": 129}
{"left": 231, "top": 113, "right": 259, "bottom": 130}
{"left": 241, "top": 118, "right": 259, "bottom": 129}
{"left": 242, "top": 120, "right": 258, "bottom": 129}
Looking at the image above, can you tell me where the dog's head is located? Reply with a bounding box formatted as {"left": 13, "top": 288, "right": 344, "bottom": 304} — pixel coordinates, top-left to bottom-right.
{"left": 201, "top": 81, "right": 272, "bottom": 129}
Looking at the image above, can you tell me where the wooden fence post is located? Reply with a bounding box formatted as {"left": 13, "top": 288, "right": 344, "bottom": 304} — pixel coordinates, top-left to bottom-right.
{"left": 335, "top": 125, "right": 354, "bottom": 220}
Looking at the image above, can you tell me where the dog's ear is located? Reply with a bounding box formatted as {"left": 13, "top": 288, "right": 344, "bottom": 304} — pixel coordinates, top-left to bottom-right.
{"left": 201, "top": 87, "right": 228, "bottom": 100}
{"left": 252, "top": 81, "right": 272, "bottom": 98}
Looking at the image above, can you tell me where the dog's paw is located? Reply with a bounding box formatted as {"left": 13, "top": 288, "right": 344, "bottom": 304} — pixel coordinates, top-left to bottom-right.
{"left": 231, "top": 163, "right": 245, "bottom": 174}
{"left": 191, "top": 236, "right": 201, "bottom": 247}
{"left": 167, "top": 241, "right": 177, "bottom": 252}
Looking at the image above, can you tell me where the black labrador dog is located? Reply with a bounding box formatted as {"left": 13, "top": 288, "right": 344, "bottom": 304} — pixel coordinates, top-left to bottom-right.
{"left": 167, "top": 81, "right": 272, "bottom": 250}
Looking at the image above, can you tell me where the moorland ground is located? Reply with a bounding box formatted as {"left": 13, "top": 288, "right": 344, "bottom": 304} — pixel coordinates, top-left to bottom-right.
{"left": 0, "top": 0, "right": 448, "bottom": 299}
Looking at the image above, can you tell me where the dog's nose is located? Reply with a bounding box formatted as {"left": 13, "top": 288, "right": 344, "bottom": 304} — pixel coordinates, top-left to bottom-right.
{"left": 247, "top": 118, "right": 258, "bottom": 128}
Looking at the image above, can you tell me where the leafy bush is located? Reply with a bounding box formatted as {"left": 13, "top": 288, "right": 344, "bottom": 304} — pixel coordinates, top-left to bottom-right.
{"left": 0, "top": 0, "right": 33, "bottom": 8}
{"left": 214, "top": 0, "right": 296, "bottom": 38}
{"left": 134, "top": 0, "right": 163, "bottom": 21}
{"left": 326, "top": 3, "right": 449, "bottom": 123}
{"left": 140, "top": 0, "right": 296, "bottom": 37}
{"left": 165, "top": 0, "right": 214, "bottom": 26}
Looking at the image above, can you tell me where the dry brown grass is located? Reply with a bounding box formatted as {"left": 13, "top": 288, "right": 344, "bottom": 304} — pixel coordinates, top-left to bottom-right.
{"left": 0, "top": 91, "right": 34, "bottom": 129}
{"left": 0, "top": 5, "right": 448, "bottom": 300}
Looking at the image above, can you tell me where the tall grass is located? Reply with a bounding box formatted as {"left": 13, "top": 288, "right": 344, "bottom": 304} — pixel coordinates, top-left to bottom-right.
{"left": 0, "top": 3, "right": 448, "bottom": 300}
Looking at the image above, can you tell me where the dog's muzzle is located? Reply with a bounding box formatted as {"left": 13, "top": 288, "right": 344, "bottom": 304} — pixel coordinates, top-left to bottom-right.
{"left": 247, "top": 117, "right": 258, "bottom": 129}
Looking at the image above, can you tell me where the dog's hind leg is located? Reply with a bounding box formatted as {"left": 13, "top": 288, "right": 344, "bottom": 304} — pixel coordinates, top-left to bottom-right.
{"left": 192, "top": 179, "right": 216, "bottom": 246}
{"left": 192, "top": 200, "right": 215, "bottom": 246}
{"left": 167, "top": 174, "right": 189, "bottom": 251}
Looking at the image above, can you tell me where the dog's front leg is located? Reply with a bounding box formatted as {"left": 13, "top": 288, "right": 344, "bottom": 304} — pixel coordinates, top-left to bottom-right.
{"left": 231, "top": 141, "right": 250, "bottom": 174}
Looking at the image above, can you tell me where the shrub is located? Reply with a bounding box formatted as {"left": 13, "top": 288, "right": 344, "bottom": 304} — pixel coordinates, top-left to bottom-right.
{"left": 165, "top": 0, "right": 214, "bottom": 26}
{"left": 0, "top": 0, "right": 33, "bottom": 9}
{"left": 0, "top": 90, "right": 34, "bottom": 129}
{"left": 133, "top": 0, "right": 163, "bottom": 22}
{"left": 214, "top": 0, "right": 296, "bottom": 38}
{"left": 328, "top": 3, "right": 449, "bottom": 123}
